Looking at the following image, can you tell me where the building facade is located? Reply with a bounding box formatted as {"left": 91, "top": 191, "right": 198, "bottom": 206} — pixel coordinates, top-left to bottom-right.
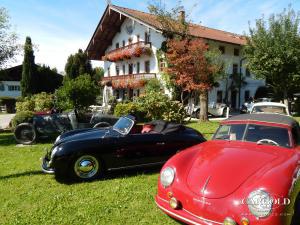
{"left": 86, "top": 4, "right": 265, "bottom": 109}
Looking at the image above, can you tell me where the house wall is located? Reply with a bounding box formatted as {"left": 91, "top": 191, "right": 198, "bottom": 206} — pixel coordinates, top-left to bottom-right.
{"left": 102, "top": 17, "right": 265, "bottom": 109}
{"left": 104, "top": 18, "right": 165, "bottom": 77}
{"left": 0, "top": 81, "right": 21, "bottom": 98}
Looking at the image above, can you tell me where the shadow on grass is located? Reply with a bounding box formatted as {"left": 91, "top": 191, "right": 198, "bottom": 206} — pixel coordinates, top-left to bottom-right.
{"left": 0, "top": 170, "right": 43, "bottom": 180}
{"left": 0, "top": 133, "right": 15, "bottom": 146}
{"left": 56, "top": 166, "right": 162, "bottom": 185}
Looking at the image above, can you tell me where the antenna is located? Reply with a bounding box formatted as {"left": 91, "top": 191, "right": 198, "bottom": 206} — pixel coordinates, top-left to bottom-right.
{"left": 106, "top": 0, "right": 112, "bottom": 5}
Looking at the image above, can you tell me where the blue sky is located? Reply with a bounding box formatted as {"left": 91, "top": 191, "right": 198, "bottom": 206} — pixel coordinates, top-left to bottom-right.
{"left": 1, "top": 0, "right": 300, "bottom": 73}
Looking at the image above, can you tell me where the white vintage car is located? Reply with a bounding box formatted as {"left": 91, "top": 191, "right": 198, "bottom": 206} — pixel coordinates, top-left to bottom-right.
{"left": 250, "top": 102, "right": 290, "bottom": 116}
{"left": 187, "top": 102, "right": 229, "bottom": 118}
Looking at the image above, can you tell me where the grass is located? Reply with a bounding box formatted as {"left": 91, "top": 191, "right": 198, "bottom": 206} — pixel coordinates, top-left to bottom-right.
{"left": 0, "top": 121, "right": 217, "bottom": 225}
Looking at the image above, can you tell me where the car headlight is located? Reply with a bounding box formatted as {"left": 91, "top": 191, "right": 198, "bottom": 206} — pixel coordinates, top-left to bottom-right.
{"left": 247, "top": 189, "right": 273, "bottom": 218}
{"left": 55, "top": 135, "right": 61, "bottom": 144}
{"left": 50, "top": 146, "right": 59, "bottom": 159}
{"left": 160, "top": 167, "right": 175, "bottom": 188}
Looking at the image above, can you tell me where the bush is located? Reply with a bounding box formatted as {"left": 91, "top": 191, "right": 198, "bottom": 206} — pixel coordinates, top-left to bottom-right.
{"left": 55, "top": 74, "right": 98, "bottom": 111}
{"left": 162, "top": 100, "right": 187, "bottom": 123}
{"left": 15, "top": 92, "right": 54, "bottom": 112}
{"left": 34, "top": 92, "right": 54, "bottom": 111}
{"left": 114, "top": 102, "right": 141, "bottom": 117}
{"left": 15, "top": 97, "right": 35, "bottom": 112}
{"left": 11, "top": 111, "right": 34, "bottom": 128}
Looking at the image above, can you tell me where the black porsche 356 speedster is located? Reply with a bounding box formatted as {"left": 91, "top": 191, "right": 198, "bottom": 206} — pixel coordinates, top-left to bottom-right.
{"left": 42, "top": 115, "right": 206, "bottom": 181}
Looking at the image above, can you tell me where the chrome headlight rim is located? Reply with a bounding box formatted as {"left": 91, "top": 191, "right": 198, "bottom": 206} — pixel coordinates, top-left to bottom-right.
{"left": 55, "top": 135, "right": 61, "bottom": 144}
{"left": 160, "top": 167, "right": 175, "bottom": 188}
{"left": 247, "top": 189, "right": 273, "bottom": 218}
{"left": 50, "top": 146, "right": 59, "bottom": 159}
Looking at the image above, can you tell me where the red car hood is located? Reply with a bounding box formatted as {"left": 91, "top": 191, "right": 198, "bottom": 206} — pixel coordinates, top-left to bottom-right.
{"left": 186, "top": 141, "right": 278, "bottom": 199}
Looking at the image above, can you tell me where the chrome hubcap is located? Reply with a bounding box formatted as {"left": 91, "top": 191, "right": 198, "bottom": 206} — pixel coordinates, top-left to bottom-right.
{"left": 74, "top": 155, "right": 99, "bottom": 179}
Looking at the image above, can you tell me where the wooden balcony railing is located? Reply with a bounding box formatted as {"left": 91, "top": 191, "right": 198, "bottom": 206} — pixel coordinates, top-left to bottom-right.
{"left": 102, "top": 41, "right": 152, "bottom": 62}
{"left": 102, "top": 73, "right": 156, "bottom": 89}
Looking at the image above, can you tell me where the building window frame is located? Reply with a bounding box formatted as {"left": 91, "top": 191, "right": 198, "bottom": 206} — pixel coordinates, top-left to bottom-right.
{"left": 145, "top": 60, "right": 150, "bottom": 73}
{"left": 234, "top": 48, "right": 240, "bottom": 56}
{"left": 219, "top": 46, "right": 225, "bottom": 54}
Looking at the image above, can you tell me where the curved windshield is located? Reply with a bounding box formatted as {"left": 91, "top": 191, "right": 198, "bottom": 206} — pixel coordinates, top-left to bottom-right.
{"left": 113, "top": 117, "right": 134, "bottom": 135}
{"left": 251, "top": 105, "right": 287, "bottom": 115}
{"left": 213, "top": 123, "right": 290, "bottom": 148}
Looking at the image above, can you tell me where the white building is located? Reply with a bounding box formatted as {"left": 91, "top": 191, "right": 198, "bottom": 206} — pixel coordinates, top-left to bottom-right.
{"left": 86, "top": 4, "right": 265, "bottom": 109}
{"left": 0, "top": 65, "right": 22, "bottom": 99}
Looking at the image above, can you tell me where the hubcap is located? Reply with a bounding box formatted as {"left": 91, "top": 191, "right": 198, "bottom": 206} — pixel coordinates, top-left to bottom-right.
{"left": 74, "top": 155, "right": 99, "bottom": 179}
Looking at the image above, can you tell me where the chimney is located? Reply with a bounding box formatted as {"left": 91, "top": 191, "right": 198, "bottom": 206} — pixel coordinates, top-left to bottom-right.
{"left": 178, "top": 10, "right": 185, "bottom": 24}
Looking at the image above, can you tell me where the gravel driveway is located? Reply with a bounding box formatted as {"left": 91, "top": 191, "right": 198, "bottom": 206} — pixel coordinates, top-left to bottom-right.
{"left": 0, "top": 114, "right": 15, "bottom": 129}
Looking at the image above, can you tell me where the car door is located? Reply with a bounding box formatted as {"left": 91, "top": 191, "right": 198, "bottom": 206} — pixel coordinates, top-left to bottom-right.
{"left": 112, "top": 132, "right": 167, "bottom": 167}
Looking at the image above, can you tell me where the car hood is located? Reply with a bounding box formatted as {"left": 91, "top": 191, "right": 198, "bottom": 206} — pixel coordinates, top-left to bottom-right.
{"left": 186, "top": 141, "right": 278, "bottom": 199}
{"left": 55, "top": 128, "right": 118, "bottom": 146}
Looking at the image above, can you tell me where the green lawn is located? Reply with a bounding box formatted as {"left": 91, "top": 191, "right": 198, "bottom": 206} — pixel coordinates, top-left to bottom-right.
{"left": 0, "top": 121, "right": 217, "bottom": 225}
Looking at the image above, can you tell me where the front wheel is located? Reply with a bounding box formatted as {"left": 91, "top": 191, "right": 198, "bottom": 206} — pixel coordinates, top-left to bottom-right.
{"left": 71, "top": 155, "right": 103, "bottom": 181}
{"left": 14, "top": 123, "right": 36, "bottom": 145}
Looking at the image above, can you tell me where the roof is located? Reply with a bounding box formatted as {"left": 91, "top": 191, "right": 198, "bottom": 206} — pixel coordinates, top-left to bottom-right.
{"left": 86, "top": 4, "right": 247, "bottom": 60}
{"left": 0, "top": 65, "right": 22, "bottom": 81}
{"left": 223, "top": 113, "right": 298, "bottom": 127}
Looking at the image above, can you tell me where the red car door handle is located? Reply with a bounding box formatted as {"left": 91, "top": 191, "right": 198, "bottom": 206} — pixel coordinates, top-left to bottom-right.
{"left": 156, "top": 142, "right": 165, "bottom": 145}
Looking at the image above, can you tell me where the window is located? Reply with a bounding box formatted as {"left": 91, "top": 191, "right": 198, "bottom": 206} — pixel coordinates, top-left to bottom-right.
{"left": 145, "top": 61, "right": 150, "bottom": 73}
{"left": 137, "top": 89, "right": 140, "bottom": 97}
{"left": 232, "top": 64, "right": 238, "bottom": 74}
{"left": 137, "top": 62, "right": 140, "bottom": 74}
{"left": 219, "top": 46, "right": 225, "bottom": 54}
{"left": 0, "top": 84, "right": 4, "bottom": 91}
{"left": 244, "top": 90, "right": 250, "bottom": 102}
{"left": 217, "top": 91, "right": 223, "bottom": 103}
{"left": 116, "top": 90, "right": 120, "bottom": 99}
{"left": 137, "top": 35, "right": 140, "bottom": 42}
{"left": 108, "top": 67, "right": 110, "bottom": 77}
{"left": 234, "top": 48, "right": 240, "bottom": 56}
{"left": 246, "top": 68, "right": 251, "bottom": 77}
{"left": 159, "top": 58, "right": 166, "bottom": 71}
{"left": 116, "top": 66, "right": 120, "bottom": 76}
{"left": 115, "top": 42, "right": 119, "bottom": 49}
{"left": 122, "top": 40, "right": 125, "bottom": 47}
{"left": 8, "top": 85, "right": 20, "bottom": 91}
{"left": 145, "top": 32, "right": 150, "bottom": 43}
{"left": 128, "top": 64, "right": 133, "bottom": 74}
{"left": 122, "top": 65, "right": 126, "bottom": 74}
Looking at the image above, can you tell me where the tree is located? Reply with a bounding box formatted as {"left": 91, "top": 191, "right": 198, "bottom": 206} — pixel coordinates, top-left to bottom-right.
{"left": 149, "top": 2, "right": 223, "bottom": 121}
{"left": 92, "top": 67, "right": 104, "bottom": 83}
{"left": 36, "top": 64, "right": 63, "bottom": 93}
{"left": 0, "top": 7, "right": 19, "bottom": 69}
{"left": 166, "top": 39, "right": 222, "bottom": 121}
{"left": 65, "top": 49, "right": 92, "bottom": 79}
{"left": 244, "top": 7, "right": 300, "bottom": 106}
{"left": 55, "top": 74, "right": 98, "bottom": 111}
{"left": 21, "top": 37, "right": 36, "bottom": 97}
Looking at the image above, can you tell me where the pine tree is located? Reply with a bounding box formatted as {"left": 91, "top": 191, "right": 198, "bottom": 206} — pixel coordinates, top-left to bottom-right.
{"left": 21, "top": 37, "right": 36, "bottom": 97}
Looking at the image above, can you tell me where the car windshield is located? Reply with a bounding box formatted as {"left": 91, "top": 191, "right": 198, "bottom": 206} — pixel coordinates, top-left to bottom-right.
{"left": 252, "top": 105, "right": 287, "bottom": 115}
{"left": 213, "top": 123, "right": 291, "bottom": 148}
{"left": 113, "top": 117, "right": 134, "bottom": 135}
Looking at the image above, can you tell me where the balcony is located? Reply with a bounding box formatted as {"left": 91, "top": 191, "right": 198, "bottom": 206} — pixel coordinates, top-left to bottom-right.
{"left": 102, "top": 73, "right": 156, "bottom": 89}
{"left": 102, "top": 41, "right": 152, "bottom": 62}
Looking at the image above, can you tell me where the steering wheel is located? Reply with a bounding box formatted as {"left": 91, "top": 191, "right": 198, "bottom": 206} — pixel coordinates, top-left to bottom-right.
{"left": 257, "top": 139, "right": 279, "bottom": 146}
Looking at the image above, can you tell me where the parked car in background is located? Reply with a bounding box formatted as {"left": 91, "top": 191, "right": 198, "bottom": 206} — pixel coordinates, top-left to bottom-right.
{"left": 250, "top": 102, "right": 290, "bottom": 116}
{"left": 14, "top": 111, "right": 119, "bottom": 145}
{"left": 156, "top": 114, "right": 300, "bottom": 225}
{"left": 188, "top": 102, "right": 228, "bottom": 118}
{"left": 42, "top": 115, "right": 206, "bottom": 181}
{"left": 240, "top": 98, "right": 272, "bottom": 114}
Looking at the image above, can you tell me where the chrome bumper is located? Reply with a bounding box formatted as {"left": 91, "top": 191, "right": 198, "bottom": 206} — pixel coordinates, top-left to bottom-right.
{"left": 41, "top": 157, "right": 55, "bottom": 174}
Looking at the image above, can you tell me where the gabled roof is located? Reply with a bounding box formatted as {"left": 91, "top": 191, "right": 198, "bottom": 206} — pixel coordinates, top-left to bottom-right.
{"left": 86, "top": 4, "right": 247, "bottom": 60}
{"left": 0, "top": 65, "right": 22, "bottom": 81}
